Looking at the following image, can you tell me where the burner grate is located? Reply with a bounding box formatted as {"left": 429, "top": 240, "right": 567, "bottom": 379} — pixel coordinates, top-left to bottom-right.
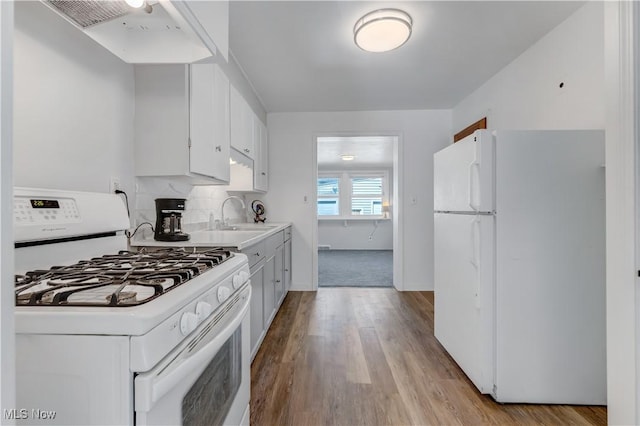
{"left": 15, "top": 248, "right": 233, "bottom": 307}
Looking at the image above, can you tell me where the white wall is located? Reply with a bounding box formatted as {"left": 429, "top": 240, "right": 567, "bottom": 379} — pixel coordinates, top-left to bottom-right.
{"left": 265, "top": 2, "right": 605, "bottom": 293}
{"left": 265, "top": 110, "right": 451, "bottom": 291}
{"left": 0, "top": 0, "right": 15, "bottom": 413}
{"left": 317, "top": 166, "right": 393, "bottom": 250}
{"left": 604, "top": 2, "right": 638, "bottom": 424}
{"left": 318, "top": 220, "right": 393, "bottom": 250}
{"left": 13, "top": 2, "right": 135, "bottom": 201}
{"left": 453, "top": 2, "right": 604, "bottom": 131}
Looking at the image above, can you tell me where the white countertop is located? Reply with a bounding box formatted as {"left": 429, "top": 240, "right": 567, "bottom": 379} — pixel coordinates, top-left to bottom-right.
{"left": 130, "top": 223, "right": 291, "bottom": 251}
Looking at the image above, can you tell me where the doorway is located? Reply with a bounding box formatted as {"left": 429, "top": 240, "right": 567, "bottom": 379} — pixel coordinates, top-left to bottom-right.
{"left": 314, "top": 135, "right": 398, "bottom": 288}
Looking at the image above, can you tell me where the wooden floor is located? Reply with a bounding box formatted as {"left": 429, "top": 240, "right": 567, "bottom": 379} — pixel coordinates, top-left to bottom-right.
{"left": 250, "top": 288, "right": 607, "bottom": 426}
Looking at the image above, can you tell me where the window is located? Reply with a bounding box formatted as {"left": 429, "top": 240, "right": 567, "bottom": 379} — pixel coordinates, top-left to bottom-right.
{"left": 318, "top": 172, "right": 389, "bottom": 217}
{"left": 317, "top": 177, "right": 340, "bottom": 216}
{"left": 351, "top": 177, "right": 383, "bottom": 215}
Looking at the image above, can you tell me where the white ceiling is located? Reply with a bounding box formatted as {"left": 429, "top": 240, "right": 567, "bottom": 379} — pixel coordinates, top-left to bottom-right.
{"left": 317, "top": 136, "right": 395, "bottom": 169}
{"left": 229, "top": 1, "right": 584, "bottom": 113}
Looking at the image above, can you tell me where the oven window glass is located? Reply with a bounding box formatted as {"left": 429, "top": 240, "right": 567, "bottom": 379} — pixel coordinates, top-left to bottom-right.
{"left": 182, "top": 327, "right": 241, "bottom": 426}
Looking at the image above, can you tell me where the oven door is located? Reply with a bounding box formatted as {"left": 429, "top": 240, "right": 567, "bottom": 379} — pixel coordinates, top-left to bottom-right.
{"left": 134, "top": 285, "right": 251, "bottom": 426}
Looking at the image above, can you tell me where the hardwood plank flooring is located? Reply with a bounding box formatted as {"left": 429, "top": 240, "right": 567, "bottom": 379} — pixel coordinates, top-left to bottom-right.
{"left": 250, "top": 289, "right": 607, "bottom": 426}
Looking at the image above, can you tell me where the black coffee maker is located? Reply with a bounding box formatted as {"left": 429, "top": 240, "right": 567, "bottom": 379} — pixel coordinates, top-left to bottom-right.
{"left": 154, "top": 198, "right": 190, "bottom": 242}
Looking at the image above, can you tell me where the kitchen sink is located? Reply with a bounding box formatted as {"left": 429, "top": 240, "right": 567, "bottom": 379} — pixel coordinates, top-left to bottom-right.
{"left": 203, "top": 230, "right": 267, "bottom": 239}
{"left": 221, "top": 224, "right": 279, "bottom": 231}
{"left": 207, "top": 229, "right": 265, "bottom": 239}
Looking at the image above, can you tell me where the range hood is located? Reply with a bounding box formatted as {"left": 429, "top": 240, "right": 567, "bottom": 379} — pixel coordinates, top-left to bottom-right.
{"left": 42, "top": 0, "right": 217, "bottom": 63}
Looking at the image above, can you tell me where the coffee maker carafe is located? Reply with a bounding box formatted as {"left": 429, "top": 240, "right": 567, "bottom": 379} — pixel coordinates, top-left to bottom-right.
{"left": 154, "top": 198, "right": 190, "bottom": 242}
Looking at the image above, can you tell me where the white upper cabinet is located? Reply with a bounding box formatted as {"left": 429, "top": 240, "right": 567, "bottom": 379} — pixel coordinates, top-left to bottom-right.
{"left": 226, "top": 83, "right": 269, "bottom": 193}
{"left": 230, "top": 85, "right": 255, "bottom": 159}
{"left": 134, "top": 64, "right": 230, "bottom": 184}
{"left": 190, "top": 64, "right": 230, "bottom": 182}
{"left": 254, "top": 116, "right": 269, "bottom": 192}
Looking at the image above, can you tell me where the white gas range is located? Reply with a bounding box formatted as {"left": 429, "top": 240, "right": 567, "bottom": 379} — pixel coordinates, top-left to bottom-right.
{"left": 13, "top": 188, "right": 251, "bottom": 426}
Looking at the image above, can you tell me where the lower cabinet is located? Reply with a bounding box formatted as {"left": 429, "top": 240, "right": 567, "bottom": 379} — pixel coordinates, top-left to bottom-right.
{"left": 274, "top": 244, "right": 285, "bottom": 305}
{"left": 249, "top": 263, "right": 264, "bottom": 354}
{"left": 263, "top": 254, "right": 276, "bottom": 327}
{"left": 241, "top": 226, "right": 292, "bottom": 360}
{"left": 284, "top": 239, "right": 292, "bottom": 292}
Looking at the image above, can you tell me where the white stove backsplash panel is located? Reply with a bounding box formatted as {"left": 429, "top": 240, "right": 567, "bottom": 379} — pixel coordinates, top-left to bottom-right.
{"left": 135, "top": 177, "right": 251, "bottom": 239}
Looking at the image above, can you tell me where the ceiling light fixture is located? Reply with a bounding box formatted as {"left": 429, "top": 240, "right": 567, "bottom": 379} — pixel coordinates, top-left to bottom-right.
{"left": 341, "top": 154, "right": 356, "bottom": 161}
{"left": 125, "top": 0, "right": 145, "bottom": 8}
{"left": 354, "top": 8, "right": 413, "bottom": 53}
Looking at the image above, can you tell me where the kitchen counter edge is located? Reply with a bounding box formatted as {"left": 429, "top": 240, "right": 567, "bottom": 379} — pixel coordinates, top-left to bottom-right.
{"left": 129, "top": 223, "right": 292, "bottom": 251}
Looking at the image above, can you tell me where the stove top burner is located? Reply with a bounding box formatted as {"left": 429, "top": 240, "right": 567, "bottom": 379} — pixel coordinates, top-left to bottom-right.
{"left": 15, "top": 248, "right": 233, "bottom": 307}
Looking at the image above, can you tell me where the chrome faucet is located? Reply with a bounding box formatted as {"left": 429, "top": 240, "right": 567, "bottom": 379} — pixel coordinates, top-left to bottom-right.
{"left": 221, "top": 196, "right": 246, "bottom": 228}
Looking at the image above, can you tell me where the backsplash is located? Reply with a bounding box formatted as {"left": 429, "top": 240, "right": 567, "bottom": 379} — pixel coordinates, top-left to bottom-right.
{"left": 134, "top": 177, "right": 252, "bottom": 239}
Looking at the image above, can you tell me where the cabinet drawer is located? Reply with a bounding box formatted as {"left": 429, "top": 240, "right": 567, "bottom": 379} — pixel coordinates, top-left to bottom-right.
{"left": 242, "top": 241, "right": 265, "bottom": 268}
{"left": 265, "top": 231, "right": 284, "bottom": 257}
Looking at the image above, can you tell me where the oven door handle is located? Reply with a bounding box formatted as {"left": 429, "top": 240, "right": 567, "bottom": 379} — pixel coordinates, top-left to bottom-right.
{"left": 135, "top": 287, "right": 251, "bottom": 412}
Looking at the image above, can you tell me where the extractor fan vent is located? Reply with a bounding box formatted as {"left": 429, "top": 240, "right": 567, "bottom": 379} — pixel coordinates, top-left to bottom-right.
{"left": 44, "top": 0, "right": 131, "bottom": 28}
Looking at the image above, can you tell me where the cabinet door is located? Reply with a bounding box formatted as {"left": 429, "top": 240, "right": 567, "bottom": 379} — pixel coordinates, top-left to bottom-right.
{"left": 284, "top": 239, "right": 292, "bottom": 291}
{"left": 189, "top": 63, "right": 230, "bottom": 182}
{"left": 274, "top": 244, "right": 284, "bottom": 305}
{"left": 263, "top": 255, "right": 276, "bottom": 326}
{"left": 254, "top": 119, "right": 268, "bottom": 192}
{"left": 229, "top": 85, "right": 254, "bottom": 159}
{"left": 211, "top": 65, "right": 230, "bottom": 182}
{"left": 134, "top": 65, "right": 190, "bottom": 177}
{"left": 249, "top": 265, "right": 264, "bottom": 357}
{"left": 229, "top": 85, "right": 242, "bottom": 154}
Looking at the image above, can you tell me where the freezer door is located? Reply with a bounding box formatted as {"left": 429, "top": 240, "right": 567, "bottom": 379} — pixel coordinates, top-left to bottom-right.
{"left": 434, "top": 213, "right": 494, "bottom": 394}
{"left": 434, "top": 130, "right": 494, "bottom": 213}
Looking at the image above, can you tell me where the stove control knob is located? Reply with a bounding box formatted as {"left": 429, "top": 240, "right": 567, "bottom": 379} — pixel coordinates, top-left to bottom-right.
{"left": 232, "top": 274, "right": 243, "bottom": 289}
{"left": 218, "top": 286, "right": 231, "bottom": 303}
{"left": 180, "top": 312, "right": 198, "bottom": 336}
{"left": 195, "top": 301, "right": 213, "bottom": 322}
{"left": 233, "top": 271, "right": 249, "bottom": 289}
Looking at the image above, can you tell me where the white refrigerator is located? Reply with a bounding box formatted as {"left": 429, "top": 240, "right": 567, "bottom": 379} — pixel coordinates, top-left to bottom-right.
{"left": 433, "top": 130, "right": 606, "bottom": 404}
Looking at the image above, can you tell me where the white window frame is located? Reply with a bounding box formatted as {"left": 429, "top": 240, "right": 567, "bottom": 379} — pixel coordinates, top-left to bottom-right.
{"left": 316, "top": 175, "right": 341, "bottom": 216}
{"left": 349, "top": 173, "right": 386, "bottom": 216}
{"left": 317, "top": 170, "right": 390, "bottom": 219}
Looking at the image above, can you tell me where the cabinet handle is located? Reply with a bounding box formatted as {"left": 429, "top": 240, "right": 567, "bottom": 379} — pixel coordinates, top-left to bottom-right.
{"left": 261, "top": 172, "right": 266, "bottom": 176}
{"left": 254, "top": 252, "right": 260, "bottom": 257}
{"left": 285, "top": 269, "right": 289, "bottom": 272}
{"left": 215, "top": 145, "right": 222, "bottom": 152}
{"left": 276, "top": 280, "right": 281, "bottom": 283}
{"left": 244, "top": 148, "right": 250, "bottom": 153}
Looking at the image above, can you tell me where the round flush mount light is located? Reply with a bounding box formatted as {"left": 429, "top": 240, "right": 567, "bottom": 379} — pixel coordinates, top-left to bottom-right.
{"left": 125, "top": 0, "right": 145, "bottom": 8}
{"left": 354, "top": 8, "right": 413, "bottom": 53}
{"left": 341, "top": 154, "right": 356, "bottom": 161}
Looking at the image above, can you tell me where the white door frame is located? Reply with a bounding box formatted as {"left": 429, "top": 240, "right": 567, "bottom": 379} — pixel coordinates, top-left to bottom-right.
{"left": 311, "top": 132, "right": 404, "bottom": 291}
{"left": 604, "top": 1, "right": 638, "bottom": 424}
{"left": 0, "top": 0, "right": 15, "bottom": 413}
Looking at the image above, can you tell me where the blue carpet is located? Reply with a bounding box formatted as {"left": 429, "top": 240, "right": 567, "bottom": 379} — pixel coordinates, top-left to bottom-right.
{"left": 318, "top": 249, "right": 393, "bottom": 287}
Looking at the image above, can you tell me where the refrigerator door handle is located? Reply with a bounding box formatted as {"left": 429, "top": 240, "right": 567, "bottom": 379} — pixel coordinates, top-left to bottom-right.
{"left": 470, "top": 216, "right": 481, "bottom": 308}
{"left": 470, "top": 216, "right": 478, "bottom": 268}
{"left": 468, "top": 161, "right": 481, "bottom": 211}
